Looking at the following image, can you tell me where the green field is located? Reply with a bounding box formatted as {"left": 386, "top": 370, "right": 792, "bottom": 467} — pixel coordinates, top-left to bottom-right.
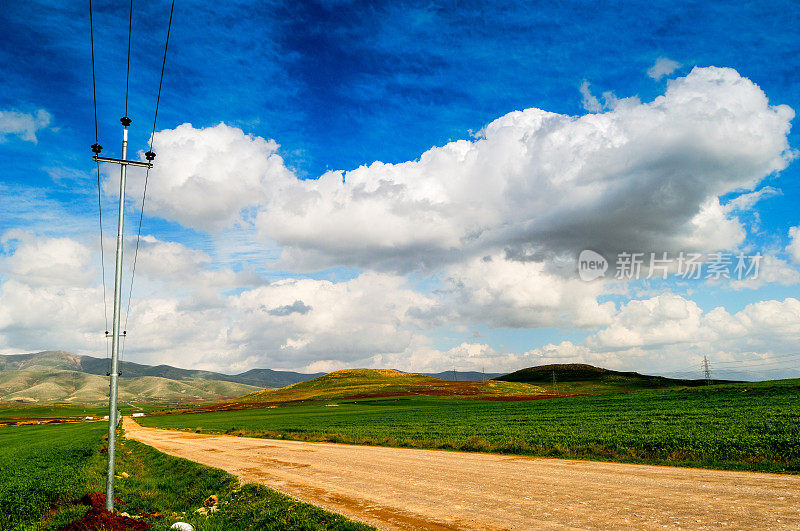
{"left": 0, "top": 421, "right": 372, "bottom": 529}
{"left": 0, "top": 422, "right": 107, "bottom": 530}
{"left": 141, "top": 379, "right": 800, "bottom": 473}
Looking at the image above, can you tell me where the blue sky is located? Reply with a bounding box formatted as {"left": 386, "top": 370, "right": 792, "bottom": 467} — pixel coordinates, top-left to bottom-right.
{"left": 1, "top": 0, "right": 799, "bottom": 378}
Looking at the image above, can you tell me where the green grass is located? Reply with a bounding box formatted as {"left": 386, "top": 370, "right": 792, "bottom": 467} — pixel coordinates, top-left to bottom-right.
{"left": 0, "top": 420, "right": 373, "bottom": 530}
{"left": 0, "top": 422, "right": 106, "bottom": 530}
{"left": 141, "top": 379, "right": 800, "bottom": 473}
{"left": 84, "top": 433, "right": 373, "bottom": 530}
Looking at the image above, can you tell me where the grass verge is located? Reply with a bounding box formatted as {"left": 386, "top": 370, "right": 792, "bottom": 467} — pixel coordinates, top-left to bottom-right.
{"left": 1, "top": 421, "right": 373, "bottom": 530}
{"left": 76, "top": 430, "right": 374, "bottom": 530}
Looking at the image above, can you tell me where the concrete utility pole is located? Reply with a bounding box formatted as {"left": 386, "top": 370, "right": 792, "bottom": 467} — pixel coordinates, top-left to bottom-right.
{"left": 93, "top": 116, "right": 153, "bottom": 512}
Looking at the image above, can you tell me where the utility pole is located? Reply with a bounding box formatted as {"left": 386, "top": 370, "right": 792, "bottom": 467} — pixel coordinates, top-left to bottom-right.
{"left": 452, "top": 367, "right": 457, "bottom": 382}
{"left": 703, "top": 355, "right": 712, "bottom": 385}
{"left": 92, "top": 117, "right": 154, "bottom": 512}
{"left": 552, "top": 369, "right": 557, "bottom": 393}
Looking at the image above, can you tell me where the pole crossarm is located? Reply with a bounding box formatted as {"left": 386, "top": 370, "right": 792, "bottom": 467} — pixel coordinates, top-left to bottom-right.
{"left": 93, "top": 155, "right": 153, "bottom": 168}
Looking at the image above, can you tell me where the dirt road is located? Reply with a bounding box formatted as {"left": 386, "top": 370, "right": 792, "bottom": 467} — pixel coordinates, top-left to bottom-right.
{"left": 124, "top": 418, "right": 800, "bottom": 530}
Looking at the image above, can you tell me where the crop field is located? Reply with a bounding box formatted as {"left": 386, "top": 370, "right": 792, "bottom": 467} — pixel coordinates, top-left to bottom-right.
{"left": 141, "top": 379, "right": 800, "bottom": 473}
{"left": 0, "top": 422, "right": 106, "bottom": 530}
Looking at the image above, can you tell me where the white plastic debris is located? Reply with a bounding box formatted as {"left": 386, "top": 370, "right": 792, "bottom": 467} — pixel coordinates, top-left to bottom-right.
{"left": 170, "top": 523, "right": 194, "bottom": 531}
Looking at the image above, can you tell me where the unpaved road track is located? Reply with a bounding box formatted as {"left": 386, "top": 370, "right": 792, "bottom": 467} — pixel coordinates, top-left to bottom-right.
{"left": 124, "top": 418, "right": 800, "bottom": 530}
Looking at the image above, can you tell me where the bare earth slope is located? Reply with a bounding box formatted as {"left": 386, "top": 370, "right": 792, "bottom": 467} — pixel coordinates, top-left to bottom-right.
{"left": 124, "top": 418, "right": 800, "bottom": 530}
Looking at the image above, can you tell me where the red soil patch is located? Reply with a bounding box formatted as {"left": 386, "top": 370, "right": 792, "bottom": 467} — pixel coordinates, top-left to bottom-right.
{"left": 57, "top": 493, "right": 149, "bottom": 531}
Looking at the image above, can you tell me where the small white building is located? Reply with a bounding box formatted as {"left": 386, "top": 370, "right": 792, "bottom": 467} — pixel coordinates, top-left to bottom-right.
{"left": 131, "top": 412, "right": 145, "bottom": 418}
{"left": 84, "top": 416, "right": 94, "bottom": 421}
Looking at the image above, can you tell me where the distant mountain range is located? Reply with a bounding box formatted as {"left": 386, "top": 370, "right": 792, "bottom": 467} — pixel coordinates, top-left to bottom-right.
{"left": 0, "top": 351, "right": 324, "bottom": 389}
{"left": 0, "top": 368, "right": 261, "bottom": 404}
{"left": 1, "top": 351, "right": 792, "bottom": 404}
{"left": 0, "top": 351, "right": 326, "bottom": 404}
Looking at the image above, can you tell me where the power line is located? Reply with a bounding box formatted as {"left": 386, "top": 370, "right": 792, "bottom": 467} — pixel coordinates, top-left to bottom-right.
{"left": 89, "top": 0, "right": 110, "bottom": 372}
{"left": 122, "top": 0, "right": 175, "bottom": 361}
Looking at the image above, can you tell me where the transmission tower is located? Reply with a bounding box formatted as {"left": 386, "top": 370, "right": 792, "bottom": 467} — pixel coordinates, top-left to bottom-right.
{"left": 703, "top": 355, "right": 712, "bottom": 385}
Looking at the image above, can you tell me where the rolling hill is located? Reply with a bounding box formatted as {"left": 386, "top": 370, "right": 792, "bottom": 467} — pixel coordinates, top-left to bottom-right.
{"left": 230, "top": 368, "right": 546, "bottom": 406}
{"left": 0, "top": 368, "right": 260, "bottom": 403}
{"left": 0, "top": 351, "right": 323, "bottom": 388}
{"left": 494, "top": 363, "right": 735, "bottom": 391}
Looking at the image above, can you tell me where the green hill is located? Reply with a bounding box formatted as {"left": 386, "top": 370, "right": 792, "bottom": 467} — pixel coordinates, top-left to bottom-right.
{"left": 232, "top": 368, "right": 546, "bottom": 406}
{"left": 495, "top": 363, "right": 735, "bottom": 392}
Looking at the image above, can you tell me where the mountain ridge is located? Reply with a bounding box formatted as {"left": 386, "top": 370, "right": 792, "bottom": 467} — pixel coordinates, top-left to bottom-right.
{"left": 0, "top": 368, "right": 261, "bottom": 404}
{"left": 0, "top": 351, "right": 324, "bottom": 389}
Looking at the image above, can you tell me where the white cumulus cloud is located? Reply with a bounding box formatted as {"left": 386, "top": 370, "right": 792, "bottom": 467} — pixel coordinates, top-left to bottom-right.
{"left": 126, "top": 68, "right": 794, "bottom": 274}
{"left": 115, "top": 123, "right": 295, "bottom": 232}
{"left": 255, "top": 67, "right": 794, "bottom": 271}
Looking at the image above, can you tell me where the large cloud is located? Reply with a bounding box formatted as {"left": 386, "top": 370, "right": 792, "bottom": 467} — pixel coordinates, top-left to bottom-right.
{"left": 252, "top": 67, "right": 790, "bottom": 270}
{"left": 0, "top": 232, "right": 441, "bottom": 371}
{"left": 120, "top": 68, "right": 793, "bottom": 272}
{"left": 106, "top": 272, "right": 441, "bottom": 371}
